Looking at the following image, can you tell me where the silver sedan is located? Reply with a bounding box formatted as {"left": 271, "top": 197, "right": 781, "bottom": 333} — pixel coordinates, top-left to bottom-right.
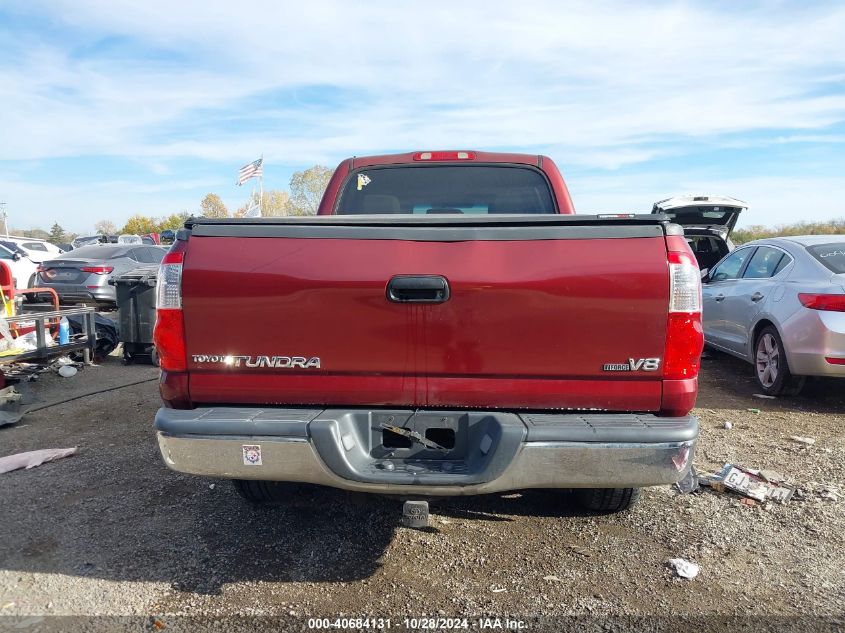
{"left": 35, "top": 244, "right": 166, "bottom": 306}
{"left": 701, "top": 235, "right": 845, "bottom": 395}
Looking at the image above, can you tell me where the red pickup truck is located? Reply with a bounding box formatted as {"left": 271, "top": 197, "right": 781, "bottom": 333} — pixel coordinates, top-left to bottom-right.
{"left": 153, "top": 151, "right": 703, "bottom": 512}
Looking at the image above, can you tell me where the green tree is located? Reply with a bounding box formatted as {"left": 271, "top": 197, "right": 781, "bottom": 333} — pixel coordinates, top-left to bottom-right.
{"left": 95, "top": 219, "right": 117, "bottom": 235}
{"left": 121, "top": 214, "right": 159, "bottom": 235}
{"left": 287, "top": 165, "right": 333, "bottom": 216}
{"left": 48, "top": 223, "right": 66, "bottom": 245}
{"left": 158, "top": 212, "right": 191, "bottom": 231}
{"left": 235, "top": 190, "right": 290, "bottom": 217}
{"left": 199, "top": 193, "right": 229, "bottom": 218}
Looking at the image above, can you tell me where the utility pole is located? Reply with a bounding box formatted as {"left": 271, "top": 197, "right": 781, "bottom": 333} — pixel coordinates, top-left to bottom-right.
{"left": 0, "top": 202, "right": 8, "bottom": 238}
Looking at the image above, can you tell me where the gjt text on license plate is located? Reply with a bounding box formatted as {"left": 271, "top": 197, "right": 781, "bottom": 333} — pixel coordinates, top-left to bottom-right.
{"left": 722, "top": 466, "right": 793, "bottom": 503}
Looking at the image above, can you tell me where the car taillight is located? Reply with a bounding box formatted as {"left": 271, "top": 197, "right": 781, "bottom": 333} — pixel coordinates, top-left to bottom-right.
{"left": 81, "top": 266, "right": 114, "bottom": 274}
{"left": 36, "top": 265, "right": 46, "bottom": 273}
{"left": 664, "top": 250, "right": 704, "bottom": 380}
{"left": 798, "top": 293, "right": 845, "bottom": 312}
{"left": 154, "top": 251, "right": 186, "bottom": 372}
{"left": 412, "top": 151, "right": 476, "bottom": 161}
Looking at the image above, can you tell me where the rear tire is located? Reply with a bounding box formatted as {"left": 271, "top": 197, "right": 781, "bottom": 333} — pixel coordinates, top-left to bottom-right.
{"left": 233, "top": 479, "right": 296, "bottom": 503}
{"left": 754, "top": 325, "right": 805, "bottom": 396}
{"left": 574, "top": 487, "right": 640, "bottom": 513}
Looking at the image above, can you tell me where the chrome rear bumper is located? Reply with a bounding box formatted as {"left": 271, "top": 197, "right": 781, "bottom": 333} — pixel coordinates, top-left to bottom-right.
{"left": 155, "top": 407, "right": 697, "bottom": 496}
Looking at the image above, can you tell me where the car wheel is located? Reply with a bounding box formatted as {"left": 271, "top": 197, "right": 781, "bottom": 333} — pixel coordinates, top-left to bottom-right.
{"left": 755, "top": 325, "right": 805, "bottom": 396}
{"left": 574, "top": 487, "right": 640, "bottom": 513}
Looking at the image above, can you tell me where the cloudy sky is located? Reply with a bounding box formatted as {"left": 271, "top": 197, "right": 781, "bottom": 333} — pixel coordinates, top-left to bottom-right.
{"left": 1, "top": 1, "right": 844, "bottom": 232}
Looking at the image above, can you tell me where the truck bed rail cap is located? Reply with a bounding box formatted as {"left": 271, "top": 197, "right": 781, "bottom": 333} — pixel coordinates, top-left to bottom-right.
{"left": 189, "top": 222, "right": 667, "bottom": 241}
{"left": 187, "top": 213, "right": 671, "bottom": 228}
{"left": 187, "top": 214, "right": 671, "bottom": 241}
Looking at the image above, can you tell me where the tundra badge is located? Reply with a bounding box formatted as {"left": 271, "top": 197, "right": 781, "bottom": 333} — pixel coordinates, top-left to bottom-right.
{"left": 192, "top": 355, "right": 321, "bottom": 369}
{"left": 603, "top": 358, "right": 661, "bottom": 371}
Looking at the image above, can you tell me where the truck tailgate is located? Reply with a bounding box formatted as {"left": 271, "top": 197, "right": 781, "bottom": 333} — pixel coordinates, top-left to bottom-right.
{"left": 182, "top": 219, "right": 669, "bottom": 412}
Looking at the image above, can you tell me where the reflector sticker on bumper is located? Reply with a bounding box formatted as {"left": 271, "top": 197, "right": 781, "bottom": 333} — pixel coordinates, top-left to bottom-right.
{"left": 242, "top": 445, "right": 262, "bottom": 466}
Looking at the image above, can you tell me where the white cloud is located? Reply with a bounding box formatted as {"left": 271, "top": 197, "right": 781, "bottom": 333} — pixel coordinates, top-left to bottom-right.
{"left": 3, "top": 1, "right": 845, "bottom": 164}
{"left": 1, "top": 1, "right": 844, "bottom": 229}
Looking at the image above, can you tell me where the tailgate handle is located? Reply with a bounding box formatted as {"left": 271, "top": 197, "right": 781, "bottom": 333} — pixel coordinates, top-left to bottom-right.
{"left": 386, "top": 275, "right": 450, "bottom": 304}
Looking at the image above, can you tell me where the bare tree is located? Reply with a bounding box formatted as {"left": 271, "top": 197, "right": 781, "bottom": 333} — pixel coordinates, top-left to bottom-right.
{"left": 95, "top": 219, "right": 117, "bottom": 235}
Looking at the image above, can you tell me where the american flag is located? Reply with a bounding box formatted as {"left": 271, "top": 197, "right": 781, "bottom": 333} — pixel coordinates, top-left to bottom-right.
{"left": 237, "top": 158, "right": 263, "bottom": 186}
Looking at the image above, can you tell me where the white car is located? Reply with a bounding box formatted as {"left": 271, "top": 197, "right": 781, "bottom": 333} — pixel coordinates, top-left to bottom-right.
{"left": 0, "top": 243, "right": 39, "bottom": 290}
{"left": 3, "top": 237, "right": 64, "bottom": 264}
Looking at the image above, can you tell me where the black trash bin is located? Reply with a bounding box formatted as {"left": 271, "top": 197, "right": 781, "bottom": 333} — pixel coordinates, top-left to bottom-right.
{"left": 111, "top": 265, "right": 159, "bottom": 365}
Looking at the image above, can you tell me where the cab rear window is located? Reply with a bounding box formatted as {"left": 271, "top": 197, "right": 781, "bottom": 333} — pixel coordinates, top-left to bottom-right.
{"left": 807, "top": 243, "right": 845, "bottom": 273}
{"left": 335, "top": 166, "right": 555, "bottom": 215}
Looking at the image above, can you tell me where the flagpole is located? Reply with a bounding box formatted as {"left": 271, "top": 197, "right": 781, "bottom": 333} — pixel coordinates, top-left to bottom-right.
{"left": 259, "top": 154, "right": 264, "bottom": 217}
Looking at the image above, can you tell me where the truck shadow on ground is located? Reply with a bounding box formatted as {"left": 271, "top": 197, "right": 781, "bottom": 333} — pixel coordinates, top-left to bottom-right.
{"left": 162, "top": 487, "right": 589, "bottom": 594}
{"left": 431, "top": 490, "right": 586, "bottom": 523}
{"left": 0, "top": 457, "right": 594, "bottom": 596}
{"left": 698, "top": 350, "right": 845, "bottom": 414}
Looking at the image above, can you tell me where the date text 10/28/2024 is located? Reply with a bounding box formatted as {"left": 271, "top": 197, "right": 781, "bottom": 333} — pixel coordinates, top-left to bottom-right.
{"left": 307, "top": 617, "right": 528, "bottom": 630}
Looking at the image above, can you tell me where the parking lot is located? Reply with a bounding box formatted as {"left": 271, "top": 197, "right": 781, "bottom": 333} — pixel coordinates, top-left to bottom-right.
{"left": 0, "top": 353, "right": 843, "bottom": 630}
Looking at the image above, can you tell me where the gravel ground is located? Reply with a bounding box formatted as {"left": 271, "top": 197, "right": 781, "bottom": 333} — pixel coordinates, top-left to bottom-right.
{"left": 0, "top": 350, "right": 843, "bottom": 631}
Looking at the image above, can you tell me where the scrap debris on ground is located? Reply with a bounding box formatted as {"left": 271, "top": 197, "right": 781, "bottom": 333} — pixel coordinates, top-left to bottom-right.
{"left": 0, "top": 411, "right": 23, "bottom": 427}
{"left": 1, "top": 357, "right": 85, "bottom": 381}
{"left": 0, "top": 447, "right": 78, "bottom": 474}
{"left": 666, "top": 558, "right": 699, "bottom": 580}
{"left": 790, "top": 435, "right": 816, "bottom": 446}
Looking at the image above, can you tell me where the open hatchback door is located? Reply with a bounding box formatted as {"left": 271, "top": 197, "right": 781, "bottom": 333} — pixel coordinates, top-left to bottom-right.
{"left": 653, "top": 194, "right": 748, "bottom": 270}
{"left": 652, "top": 194, "right": 746, "bottom": 235}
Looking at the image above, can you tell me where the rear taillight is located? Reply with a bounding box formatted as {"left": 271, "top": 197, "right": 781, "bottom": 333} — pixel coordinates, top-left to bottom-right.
{"left": 81, "top": 266, "right": 114, "bottom": 274}
{"left": 799, "top": 293, "right": 845, "bottom": 312}
{"left": 668, "top": 251, "right": 701, "bottom": 313}
{"left": 664, "top": 250, "right": 704, "bottom": 380}
{"left": 36, "top": 265, "right": 46, "bottom": 273}
{"left": 156, "top": 252, "right": 183, "bottom": 310}
{"left": 154, "top": 251, "right": 186, "bottom": 372}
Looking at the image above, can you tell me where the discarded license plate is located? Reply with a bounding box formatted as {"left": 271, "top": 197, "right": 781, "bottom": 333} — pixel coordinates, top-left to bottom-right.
{"left": 722, "top": 465, "right": 793, "bottom": 503}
